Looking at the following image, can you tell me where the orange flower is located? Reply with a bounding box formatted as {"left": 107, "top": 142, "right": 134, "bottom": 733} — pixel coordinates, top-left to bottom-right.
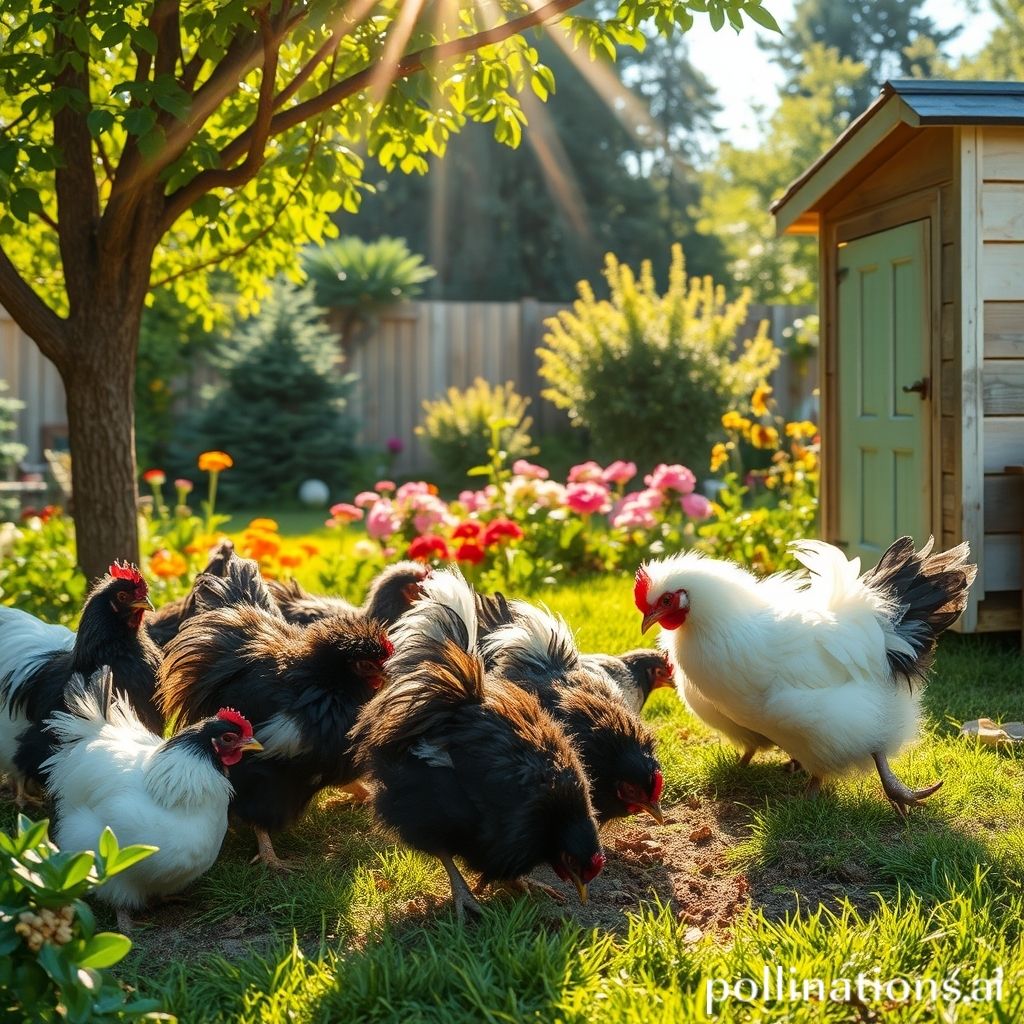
{"left": 149, "top": 548, "right": 187, "bottom": 578}
{"left": 277, "top": 549, "right": 304, "bottom": 568}
{"left": 751, "top": 384, "right": 773, "bottom": 417}
{"left": 241, "top": 530, "right": 281, "bottom": 560}
{"left": 301, "top": 542, "right": 320, "bottom": 557}
{"left": 248, "top": 518, "right": 279, "bottom": 532}
{"left": 198, "top": 451, "right": 234, "bottom": 473}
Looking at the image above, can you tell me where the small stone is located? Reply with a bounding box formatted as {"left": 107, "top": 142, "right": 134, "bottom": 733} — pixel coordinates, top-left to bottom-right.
{"left": 689, "top": 824, "right": 713, "bottom": 843}
{"left": 684, "top": 926, "right": 703, "bottom": 944}
{"left": 686, "top": 796, "right": 701, "bottom": 809}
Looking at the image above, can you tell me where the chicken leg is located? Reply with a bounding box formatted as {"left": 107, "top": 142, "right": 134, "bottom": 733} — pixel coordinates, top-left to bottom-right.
{"left": 872, "top": 752, "right": 943, "bottom": 817}
{"left": 439, "top": 853, "right": 482, "bottom": 921}
{"left": 251, "top": 828, "right": 299, "bottom": 872}
{"left": 475, "top": 875, "right": 566, "bottom": 905}
{"left": 116, "top": 908, "right": 134, "bottom": 934}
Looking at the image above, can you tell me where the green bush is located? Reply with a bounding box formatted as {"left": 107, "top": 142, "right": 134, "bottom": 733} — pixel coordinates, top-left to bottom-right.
{"left": 417, "top": 378, "right": 537, "bottom": 486}
{"left": 538, "top": 245, "right": 780, "bottom": 471}
{"left": 0, "top": 815, "right": 164, "bottom": 1023}
{"left": 187, "top": 282, "right": 360, "bottom": 506}
{"left": 0, "top": 514, "right": 85, "bottom": 625}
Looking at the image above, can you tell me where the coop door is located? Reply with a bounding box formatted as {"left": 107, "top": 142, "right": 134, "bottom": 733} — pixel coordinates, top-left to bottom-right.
{"left": 837, "top": 220, "right": 932, "bottom": 569}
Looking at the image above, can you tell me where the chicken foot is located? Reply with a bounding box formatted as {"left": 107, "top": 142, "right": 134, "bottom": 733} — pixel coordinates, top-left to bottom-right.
{"left": 475, "top": 876, "right": 566, "bottom": 905}
{"left": 116, "top": 909, "right": 135, "bottom": 934}
{"left": 439, "top": 853, "right": 483, "bottom": 921}
{"left": 872, "top": 752, "right": 943, "bottom": 817}
{"left": 251, "top": 828, "right": 300, "bottom": 872}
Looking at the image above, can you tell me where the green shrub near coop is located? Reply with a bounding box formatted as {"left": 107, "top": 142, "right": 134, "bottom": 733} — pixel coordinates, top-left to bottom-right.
{"left": 417, "top": 379, "right": 537, "bottom": 486}
{"left": 187, "top": 282, "right": 360, "bottom": 506}
{"left": 538, "top": 245, "right": 780, "bottom": 471}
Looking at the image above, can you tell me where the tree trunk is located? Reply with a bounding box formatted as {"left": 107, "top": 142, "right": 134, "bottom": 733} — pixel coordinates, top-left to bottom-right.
{"left": 61, "top": 311, "right": 143, "bottom": 585}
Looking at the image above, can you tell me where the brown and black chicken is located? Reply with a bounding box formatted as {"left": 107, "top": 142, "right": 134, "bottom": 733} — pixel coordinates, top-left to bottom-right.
{"left": 349, "top": 569, "right": 605, "bottom": 919}
{"left": 157, "top": 555, "right": 393, "bottom": 869}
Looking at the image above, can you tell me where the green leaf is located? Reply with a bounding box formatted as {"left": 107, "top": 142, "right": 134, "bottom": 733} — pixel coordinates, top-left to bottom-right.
{"left": 742, "top": 2, "right": 782, "bottom": 32}
{"left": 106, "top": 843, "right": 157, "bottom": 875}
{"left": 77, "top": 931, "right": 132, "bottom": 969}
{"left": 59, "top": 851, "right": 95, "bottom": 889}
{"left": 123, "top": 106, "right": 156, "bottom": 138}
{"left": 86, "top": 108, "right": 115, "bottom": 137}
{"left": 96, "top": 826, "right": 117, "bottom": 867}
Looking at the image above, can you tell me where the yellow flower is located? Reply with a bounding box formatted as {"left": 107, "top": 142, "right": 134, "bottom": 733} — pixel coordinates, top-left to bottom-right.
{"left": 710, "top": 442, "right": 730, "bottom": 473}
{"left": 198, "top": 450, "right": 234, "bottom": 473}
{"left": 750, "top": 424, "right": 779, "bottom": 449}
{"left": 149, "top": 548, "right": 187, "bottom": 578}
{"left": 785, "top": 420, "right": 818, "bottom": 440}
{"left": 248, "top": 518, "right": 279, "bottom": 532}
{"left": 751, "top": 383, "right": 772, "bottom": 417}
{"left": 721, "top": 411, "right": 751, "bottom": 435}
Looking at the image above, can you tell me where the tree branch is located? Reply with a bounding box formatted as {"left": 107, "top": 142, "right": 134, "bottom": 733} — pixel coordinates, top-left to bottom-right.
{"left": 150, "top": 122, "right": 322, "bottom": 288}
{"left": 0, "top": 246, "right": 67, "bottom": 363}
{"left": 153, "top": 0, "right": 182, "bottom": 80}
{"left": 53, "top": 0, "right": 99, "bottom": 314}
{"left": 158, "top": 9, "right": 281, "bottom": 232}
{"left": 193, "top": 0, "right": 581, "bottom": 184}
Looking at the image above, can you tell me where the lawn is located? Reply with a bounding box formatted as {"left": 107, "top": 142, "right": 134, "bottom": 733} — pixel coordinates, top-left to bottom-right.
{"left": 2, "top": 575, "right": 1022, "bottom": 1022}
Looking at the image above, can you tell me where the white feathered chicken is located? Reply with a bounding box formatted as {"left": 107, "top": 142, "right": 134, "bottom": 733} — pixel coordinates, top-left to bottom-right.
{"left": 634, "top": 537, "right": 976, "bottom": 815}
{"left": 42, "top": 667, "right": 262, "bottom": 930}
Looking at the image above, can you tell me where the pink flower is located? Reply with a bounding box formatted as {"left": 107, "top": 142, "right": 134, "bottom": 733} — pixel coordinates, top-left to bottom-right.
{"left": 174, "top": 478, "right": 194, "bottom": 496}
{"left": 568, "top": 461, "right": 604, "bottom": 483}
{"left": 396, "top": 481, "right": 431, "bottom": 503}
{"left": 353, "top": 539, "right": 378, "bottom": 559}
{"left": 328, "top": 503, "right": 363, "bottom": 525}
{"left": 645, "top": 463, "right": 696, "bottom": 495}
{"left": 459, "top": 489, "right": 491, "bottom": 513}
{"left": 681, "top": 493, "right": 713, "bottom": 520}
{"left": 566, "top": 481, "right": 612, "bottom": 515}
{"left": 374, "top": 480, "right": 396, "bottom": 494}
{"left": 387, "top": 437, "right": 404, "bottom": 455}
{"left": 354, "top": 490, "right": 379, "bottom": 508}
{"left": 513, "top": 459, "right": 549, "bottom": 480}
{"left": 611, "top": 504, "right": 657, "bottom": 530}
{"left": 366, "top": 500, "right": 401, "bottom": 540}
{"left": 602, "top": 460, "right": 637, "bottom": 486}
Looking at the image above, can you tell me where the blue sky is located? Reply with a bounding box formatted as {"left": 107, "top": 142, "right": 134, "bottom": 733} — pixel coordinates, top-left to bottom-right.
{"left": 686, "top": 0, "right": 998, "bottom": 147}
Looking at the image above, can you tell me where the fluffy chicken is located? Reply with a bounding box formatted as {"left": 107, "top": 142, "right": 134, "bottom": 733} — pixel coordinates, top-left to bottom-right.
{"left": 0, "top": 562, "right": 162, "bottom": 797}
{"left": 146, "top": 539, "right": 238, "bottom": 648}
{"left": 43, "top": 667, "right": 262, "bottom": 931}
{"left": 635, "top": 536, "right": 976, "bottom": 815}
{"left": 267, "top": 561, "right": 428, "bottom": 627}
{"left": 477, "top": 596, "right": 664, "bottom": 825}
{"left": 349, "top": 569, "right": 604, "bottom": 919}
{"left": 579, "top": 650, "right": 675, "bottom": 716}
{"left": 157, "top": 558, "right": 393, "bottom": 869}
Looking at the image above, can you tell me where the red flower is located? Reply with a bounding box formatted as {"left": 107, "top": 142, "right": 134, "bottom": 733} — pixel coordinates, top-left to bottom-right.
{"left": 408, "top": 534, "right": 450, "bottom": 562}
{"left": 142, "top": 469, "right": 166, "bottom": 486}
{"left": 455, "top": 541, "right": 486, "bottom": 565}
{"left": 452, "top": 521, "right": 483, "bottom": 539}
{"left": 482, "top": 518, "right": 524, "bottom": 546}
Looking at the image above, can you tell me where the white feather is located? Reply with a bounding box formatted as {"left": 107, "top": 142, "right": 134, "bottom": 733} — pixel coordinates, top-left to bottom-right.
{"left": 391, "top": 566, "right": 477, "bottom": 654}
{"left": 0, "top": 605, "right": 74, "bottom": 696}
{"left": 42, "top": 671, "right": 233, "bottom": 911}
{"left": 255, "top": 712, "right": 309, "bottom": 759}
{"left": 643, "top": 543, "right": 922, "bottom": 778}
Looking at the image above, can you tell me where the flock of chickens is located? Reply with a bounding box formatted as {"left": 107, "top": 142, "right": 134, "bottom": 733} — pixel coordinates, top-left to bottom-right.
{"left": 0, "top": 532, "right": 976, "bottom": 929}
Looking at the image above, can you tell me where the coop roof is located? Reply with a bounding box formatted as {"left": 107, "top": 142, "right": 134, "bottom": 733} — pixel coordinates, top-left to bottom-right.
{"left": 772, "top": 80, "right": 1024, "bottom": 235}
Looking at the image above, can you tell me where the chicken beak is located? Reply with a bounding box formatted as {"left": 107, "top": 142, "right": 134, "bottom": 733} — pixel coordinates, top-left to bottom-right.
{"left": 641, "top": 610, "right": 662, "bottom": 635}
{"left": 131, "top": 596, "right": 155, "bottom": 612}
{"left": 569, "top": 871, "right": 589, "bottom": 904}
{"left": 637, "top": 801, "right": 665, "bottom": 825}
{"left": 240, "top": 737, "right": 263, "bottom": 753}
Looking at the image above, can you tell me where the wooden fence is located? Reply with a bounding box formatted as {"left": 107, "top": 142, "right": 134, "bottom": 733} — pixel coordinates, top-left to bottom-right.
{"left": 0, "top": 299, "right": 815, "bottom": 477}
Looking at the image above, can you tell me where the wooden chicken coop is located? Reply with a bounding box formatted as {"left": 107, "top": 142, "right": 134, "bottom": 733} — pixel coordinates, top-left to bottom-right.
{"left": 772, "top": 80, "right": 1024, "bottom": 634}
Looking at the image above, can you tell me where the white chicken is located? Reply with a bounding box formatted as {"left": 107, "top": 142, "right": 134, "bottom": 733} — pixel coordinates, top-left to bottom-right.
{"left": 42, "top": 667, "right": 262, "bottom": 930}
{"left": 634, "top": 536, "right": 976, "bottom": 815}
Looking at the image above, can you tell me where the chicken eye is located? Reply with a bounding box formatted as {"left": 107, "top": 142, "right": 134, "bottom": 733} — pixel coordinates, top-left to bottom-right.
{"left": 219, "top": 731, "right": 239, "bottom": 745}
{"left": 116, "top": 591, "right": 129, "bottom": 603}
{"left": 659, "top": 594, "right": 672, "bottom": 607}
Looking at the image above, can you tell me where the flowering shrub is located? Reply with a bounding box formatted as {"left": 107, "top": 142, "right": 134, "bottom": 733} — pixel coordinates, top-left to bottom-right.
{"left": 697, "top": 383, "right": 819, "bottom": 574}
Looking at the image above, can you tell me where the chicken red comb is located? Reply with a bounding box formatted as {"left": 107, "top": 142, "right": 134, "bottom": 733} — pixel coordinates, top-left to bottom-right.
{"left": 216, "top": 707, "right": 253, "bottom": 738}
{"left": 380, "top": 635, "right": 395, "bottom": 658}
{"left": 633, "top": 566, "right": 651, "bottom": 611}
{"left": 650, "top": 768, "right": 664, "bottom": 804}
{"left": 109, "top": 561, "right": 145, "bottom": 585}
{"left": 582, "top": 852, "right": 606, "bottom": 883}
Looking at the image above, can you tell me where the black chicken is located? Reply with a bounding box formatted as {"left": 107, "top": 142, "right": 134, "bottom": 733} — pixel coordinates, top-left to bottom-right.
{"left": 267, "top": 561, "right": 428, "bottom": 627}
{"left": 157, "top": 564, "right": 393, "bottom": 870}
{"left": 477, "top": 595, "right": 664, "bottom": 825}
{"left": 0, "top": 562, "right": 163, "bottom": 795}
{"left": 349, "top": 569, "right": 605, "bottom": 919}
{"left": 146, "top": 539, "right": 238, "bottom": 647}
{"left": 579, "top": 650, "right": 675, "bottom": 716}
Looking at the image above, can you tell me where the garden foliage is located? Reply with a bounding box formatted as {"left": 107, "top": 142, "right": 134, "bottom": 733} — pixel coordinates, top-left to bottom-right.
{"left": 538, "top": 246, "right": 780, "bottom": 471}
{"left": 188, "top": 283, "right": 360, "bottom": 506}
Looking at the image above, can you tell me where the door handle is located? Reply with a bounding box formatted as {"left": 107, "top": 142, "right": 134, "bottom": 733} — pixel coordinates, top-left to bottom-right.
{"left": 902, "top": 378, "right": 929, "bottom": 400}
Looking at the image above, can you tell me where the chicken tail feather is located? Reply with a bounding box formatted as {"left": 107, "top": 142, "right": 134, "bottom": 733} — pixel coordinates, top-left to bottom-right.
{"left": 861, "top": 536, "right": 977, "bottom": 683}
{"left": 479, "top": 601, "right": 579, "bottom": 680}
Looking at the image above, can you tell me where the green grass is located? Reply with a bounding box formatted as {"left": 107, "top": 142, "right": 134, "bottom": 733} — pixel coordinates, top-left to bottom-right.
{"left": 4, "top": 577, "right": 1023, "bottom": 1022}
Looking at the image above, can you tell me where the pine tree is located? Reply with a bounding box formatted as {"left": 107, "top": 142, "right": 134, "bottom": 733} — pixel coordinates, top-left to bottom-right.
{"left": 192, "top": 283, "right": 359, "bottom": 505}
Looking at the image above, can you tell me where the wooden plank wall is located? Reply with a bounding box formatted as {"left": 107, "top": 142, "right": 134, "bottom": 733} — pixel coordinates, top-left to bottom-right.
{"left": 0, "top": 307, "right": 65, "bottom": 469}
{"left": 0, "top": 299, "right": 814, "bottom": 480}
{"left": 977, "top": 128, "right": 1024, "bottom": 597}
